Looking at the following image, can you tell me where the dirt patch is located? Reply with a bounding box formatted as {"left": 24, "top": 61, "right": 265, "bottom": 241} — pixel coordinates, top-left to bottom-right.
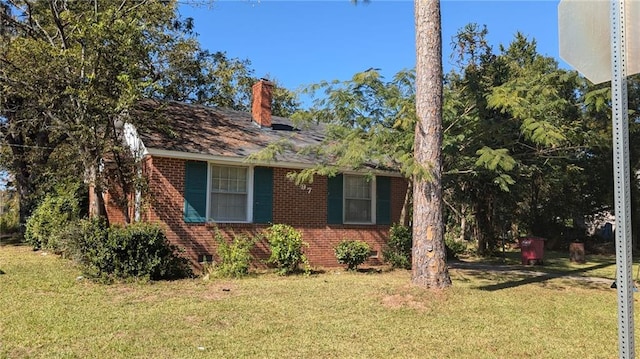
{"left": 381, "top": 294, "right": 426, "bottom": 310}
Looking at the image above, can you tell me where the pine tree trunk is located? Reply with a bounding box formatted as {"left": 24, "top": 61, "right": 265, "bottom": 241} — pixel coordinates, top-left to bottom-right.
{"left": 411, "top": 0, "right": 452, "bottom": 289}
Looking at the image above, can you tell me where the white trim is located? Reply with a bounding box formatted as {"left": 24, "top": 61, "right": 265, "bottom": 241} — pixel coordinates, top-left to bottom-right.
{"left": 343, "top": 174, "right": 376, "bottom": 225}
{"left": 147, "top": 148, "right": 307, "bottom": 169}
{"left": 206, "top": 163, "right": 254, "bottom": 224}
{"left": 123, "top": 123, "right": 147, "bottom": 160}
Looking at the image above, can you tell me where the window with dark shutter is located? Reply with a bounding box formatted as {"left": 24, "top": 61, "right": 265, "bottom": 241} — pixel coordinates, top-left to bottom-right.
{"left": 210, "top": 165, "right": 248, "bottom": 222}
{"left": 344, "top": 175, "right": 372, "bottom": 223}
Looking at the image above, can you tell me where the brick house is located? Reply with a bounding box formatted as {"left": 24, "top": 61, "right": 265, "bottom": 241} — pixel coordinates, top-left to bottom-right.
{"left": 96, "top": 80, "right": 408, "bottom": 269}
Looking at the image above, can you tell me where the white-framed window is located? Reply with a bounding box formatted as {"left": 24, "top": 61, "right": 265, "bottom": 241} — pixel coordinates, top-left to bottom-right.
{"left": 209, "top": 164, "right": 252, "bottom": 222}
{"left": 343, "top": 175, "right": 375, "bottom": 224}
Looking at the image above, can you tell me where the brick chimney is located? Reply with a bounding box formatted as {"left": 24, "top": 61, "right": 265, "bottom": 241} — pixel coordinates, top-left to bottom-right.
{"left": 252, "top": 79, "right": 273, "bottom": 128}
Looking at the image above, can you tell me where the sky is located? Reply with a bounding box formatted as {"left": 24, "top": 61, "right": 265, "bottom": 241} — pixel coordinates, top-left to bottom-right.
{"left": 178, "top": 0, "right": 568, "bottom": 96}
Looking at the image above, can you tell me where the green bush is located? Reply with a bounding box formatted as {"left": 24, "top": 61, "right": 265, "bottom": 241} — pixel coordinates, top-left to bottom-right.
{"left": 445, "top": 237, "right": 467, "bottom": 260}
{"left": 334, "top": 239, "right": 371, "bottom": 271}
{"left": 25, "top": 183, "right": 81, "bottom": 251}
{"left": 65, "top": 219, "right": 192, "bottom": 282}
{"left": 211, "top": 229, "right": 256, "bottom": 278}
{"left": 383, "top": 224, "right": 412, "bottom": 269}
{"left": 264, "top": 224, "right": 309, "bottom": 275}
{"left": 62, "top": 217, "right": 108, "bottom": 269}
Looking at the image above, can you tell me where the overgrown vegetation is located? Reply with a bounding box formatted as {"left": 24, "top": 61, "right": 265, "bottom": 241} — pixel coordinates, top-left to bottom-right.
{"left": 334, "top": 239, "right": 371, "bottom": 270}
{"left": 24, "top": 183, "right": 81, "bottom": 251}
{"left": 0, "top": 186, "right": 20, "bottom": 234}
{"left": 383, "top": 224, "right": 413, "bottom": 269}
{"left": 65, "top": 219, "right": 192, "bottom": 282}
{"left": 264, "top": 224, "right": 309, "bottom": 275}
{"left": 209, "top": 228, "right": 257, "bottom": 278}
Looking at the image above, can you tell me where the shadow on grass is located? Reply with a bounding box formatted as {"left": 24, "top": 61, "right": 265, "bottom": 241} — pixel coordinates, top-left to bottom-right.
{"left": 0, "top": 234, "right": 23, "bottom": 247}
{"left": 475, "top": 261, "right": 614, "bottom": 291}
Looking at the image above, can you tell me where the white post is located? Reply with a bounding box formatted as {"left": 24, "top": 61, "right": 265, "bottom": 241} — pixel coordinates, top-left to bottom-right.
{"left": 610, "top": 0, "right": 635, "bottom": 358}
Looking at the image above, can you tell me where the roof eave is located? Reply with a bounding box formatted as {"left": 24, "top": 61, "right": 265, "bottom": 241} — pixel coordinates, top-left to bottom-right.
{"left": 144, "top": 148, "right": 403, "bottom": 177}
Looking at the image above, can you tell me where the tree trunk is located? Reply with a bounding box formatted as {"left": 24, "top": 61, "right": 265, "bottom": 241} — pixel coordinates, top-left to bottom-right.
{"left": 411, "top": 0, "right": 452, "bottom": 289}
{"left": 399, "top": 180, "right": 413, "bottom": 227}
{"left": 87, "top": 164, "right": 110, "bottom": 227}
{"left": 459, "top": 215, "right": 466, "bottom": 242}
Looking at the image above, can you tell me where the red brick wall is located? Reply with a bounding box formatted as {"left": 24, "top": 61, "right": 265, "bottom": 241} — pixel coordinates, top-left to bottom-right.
{"left": 88, "top": 186, "right": 132, "bottom": 225}
{"left": 135, "top": 156, "right": 408, "bottom": 271}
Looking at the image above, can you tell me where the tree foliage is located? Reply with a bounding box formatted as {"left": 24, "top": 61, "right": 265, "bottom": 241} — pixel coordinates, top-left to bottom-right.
{"left": 290, "top": 69, "right": 418, "bottom": 179}
{"left": 283, "top": 23, "right": 621, "bottom": 259}
{"left": 442, "top": 27, "right": 600, "bottom": 254}
{"left": 0, "top": 0, "right": 300, "bottom": 228}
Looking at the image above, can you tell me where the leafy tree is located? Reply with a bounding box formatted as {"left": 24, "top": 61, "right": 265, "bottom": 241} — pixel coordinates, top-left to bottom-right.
{"left": 255, "top": 0, "right": 452, "bottom": 288}
{"left": 150, "top": 43, "right": 299, "bottom": 117}
{"left": 443, "top": 26, "right": 600, "bottom": 253}
{"left": 0, "top": 175, "right": 19, "bottom": 234}
{"left": 275, "top": 69, "right": 416, "bottom": 224}
{"left": 0, "top": 0, "right": 187, "bottom": 225}
{"left": 0, "top": 0, "right": 301, "bottom": 229}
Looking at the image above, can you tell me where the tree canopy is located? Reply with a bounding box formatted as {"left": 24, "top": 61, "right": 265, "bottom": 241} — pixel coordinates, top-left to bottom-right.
{"left": 0, "top": 0, "right": 299, "bottom": 227}
{"left": 281, "top": 23, "right": 630, "bottom": 258}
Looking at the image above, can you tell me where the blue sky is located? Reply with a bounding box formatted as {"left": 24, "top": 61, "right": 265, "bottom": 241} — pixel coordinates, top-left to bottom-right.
{"left": 179, "top": 1, "right": 566, "bottom": 93}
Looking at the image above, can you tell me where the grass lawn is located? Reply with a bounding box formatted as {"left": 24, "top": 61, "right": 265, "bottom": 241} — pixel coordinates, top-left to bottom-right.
{"left": 0, "top": 244, "right": 638, "bottom": 358}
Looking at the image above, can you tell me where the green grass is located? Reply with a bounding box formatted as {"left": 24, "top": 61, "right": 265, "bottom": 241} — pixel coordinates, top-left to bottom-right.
{"left": 462, "top": 249, "right": 636, "bottom": 280}
{"left": 0, "top": 244, "right": 638, "bottom": 358}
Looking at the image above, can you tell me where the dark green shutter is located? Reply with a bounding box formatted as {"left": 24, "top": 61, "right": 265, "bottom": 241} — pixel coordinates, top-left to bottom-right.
{"left": 253, "top": 167, "right": 273, "bottom": 223}
{"left": 327, "top": 174, "right": 343, "bottom": 224}
{"left": 376, "top": 176, "right": 391, "bottom": 225}
{"left": 183, "top": 161, "right": 207, "bottom": 223}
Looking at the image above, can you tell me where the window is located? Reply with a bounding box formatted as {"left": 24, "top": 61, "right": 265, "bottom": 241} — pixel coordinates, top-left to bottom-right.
{"left": 210, "top": 165, "right": 248, "bottom": 222}
{"left": 327, "top": 174, "right": 391, "bottom": 225}
{"left": 183, "top": 161, "right": 273, "bottom": 224}
{"left": 344, "top": 175, "right": 373, "bottom": 223}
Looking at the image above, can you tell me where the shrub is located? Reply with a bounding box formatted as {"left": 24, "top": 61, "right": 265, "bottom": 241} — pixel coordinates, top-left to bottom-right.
{"left": 334, "top": 240, "right": 371, "bottom": 271}
{"left": 383, "top": 224, "right": 412, "bottom": 269}
{"left": 61, "top": 217, "right": 109, "bottom": 268}
{"left": 445, "top": 237, "right": 467, "bottom": 260}
{"left": 65, "top": 219, "right": 192, "bottom": 282}
{"left": 25, "top": 183, "right": 81, "bottom": 251}
{"left": 264, "top": 224, "right": 309, "bottom": 275}
{"left": 211, "top": 229, "right": 256, "bottom": 278}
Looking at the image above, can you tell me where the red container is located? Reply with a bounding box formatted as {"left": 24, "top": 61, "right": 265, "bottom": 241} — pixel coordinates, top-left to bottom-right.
{"left": 519, "top": 237, "right": 545, "bottom": 265}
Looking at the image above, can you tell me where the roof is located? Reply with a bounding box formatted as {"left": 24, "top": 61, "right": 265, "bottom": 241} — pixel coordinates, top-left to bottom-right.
{"left": 130, "top": 99, "right": 326, "bottom": 167}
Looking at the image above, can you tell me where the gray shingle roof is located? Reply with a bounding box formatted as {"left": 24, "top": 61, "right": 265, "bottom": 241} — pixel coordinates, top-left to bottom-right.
{"left": 133, "top": 100, "right": 326, "bottom": 166}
